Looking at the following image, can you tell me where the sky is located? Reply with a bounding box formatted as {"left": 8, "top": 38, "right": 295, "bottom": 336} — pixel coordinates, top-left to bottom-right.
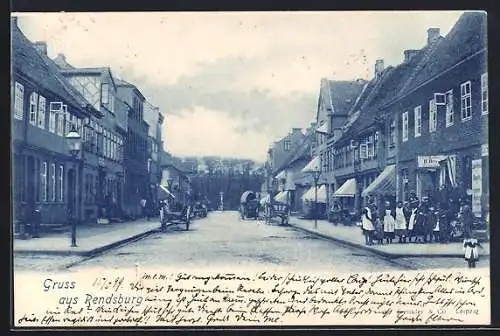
{"left": 14, "top": 11, "right": 464, "bottom": 162}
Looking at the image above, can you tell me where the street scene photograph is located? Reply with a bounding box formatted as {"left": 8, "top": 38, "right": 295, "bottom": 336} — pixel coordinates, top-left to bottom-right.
{"left": 10, "top": 11, "right": 490, "bottom": 327}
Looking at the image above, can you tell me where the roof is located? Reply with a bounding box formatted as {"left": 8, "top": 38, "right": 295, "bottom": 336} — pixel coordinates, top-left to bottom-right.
{"left": 321, "top": 79, "right": 366, "bottom": 118}
{"left": 273, "top": 129, "right": 313, "bottom": 174}
{"left": 335, "top": 46, "right": 430, "bottom": 145}
{"left": 11, "top": 20, "right": 95, "bottom": 115}
{"left": 400, "top": 11, "right": 487, "bottom": 96}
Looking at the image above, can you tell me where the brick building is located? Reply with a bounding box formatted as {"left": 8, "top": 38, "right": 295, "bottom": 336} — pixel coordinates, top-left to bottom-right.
{"left": 386, "top": 12, "right": 488, "bottom": 218}
{"left": 52, "top": 56, "right": 126, "bottom": 221}
{"left": 115, "top": 79, "right": 150, "bottom": 217}
{"left": 11, "top": 17, "right": 104, "bottom": 226}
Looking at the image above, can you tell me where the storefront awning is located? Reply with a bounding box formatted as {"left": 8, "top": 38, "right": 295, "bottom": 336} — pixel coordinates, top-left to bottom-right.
{"left": 316, "top": 123, "right": 328, "bottom": 134}
{"left": 361, "top": 164, "right": 396, "bottom": 197}
{"left": 302, "top": 185, "right": 327, "bottom": 203}
{"left": 333, "top": 178, "right": 356, "bottom": 197}
{"left": 158, "top": 184, "right": 175, "bottom": 200}
{"left": 274, "top": 191, "right": 288, "bottom": 203}
{"left": 301, "top": 156, "right": 321, "bottom": 173}
{"left": 260, "top": 194, "right": 271, "bottom": 205}
{"left": 275, "top": 170, "right": 286, "bottom": 180}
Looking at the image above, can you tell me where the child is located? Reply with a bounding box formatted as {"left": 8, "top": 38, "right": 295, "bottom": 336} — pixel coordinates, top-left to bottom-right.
{"left": 432, "top": 206, "right": 441, "bottom": 243}
{"left": 395, "top": 202, "right": 408, "bottom": 243}
{"left": 383, "top": 208, "right": 395, "bottom": 244}
{"left": 464, "top": 236, "right": 482, "bottom": 268}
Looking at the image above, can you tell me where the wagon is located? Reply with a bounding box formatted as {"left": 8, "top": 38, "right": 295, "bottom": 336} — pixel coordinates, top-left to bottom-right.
{"left": 240, "top": 191, "right": 260, "bottom": 220}
{"left": 163, "top": 205, "right": 192, "bottom": 231}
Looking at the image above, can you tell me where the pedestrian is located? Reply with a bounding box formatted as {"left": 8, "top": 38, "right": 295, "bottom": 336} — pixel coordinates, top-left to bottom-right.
{"left": 395, "top": 202, "right": 408, "bottom": 243}
{"left": 383, "top": 204, "right": 395, "bottom": 244}
{"left": 361, "top": 207, "right": 375, "bottom": 245}
{"left": 463, "top": 234, "right": 482, "bottom": 268}
{"left": 461, "top": 204, "right": 474, "bottom": 239}
{"left": 415, "top": 197, "right": 429, "bottom": 243}
{"left": 31, "top": 204, "right": 42, "bottom": 238}
{"left": 431, "top": 205, "right": 441, "bottom": 243}
{"left": 439, "top": 201, "right": 450, "bottom": 243}
{"left": 408, "top": 200, "right": 419, "bottom": 243}
{"left": 140, "top": 198, "right": 148, "bottom": 220}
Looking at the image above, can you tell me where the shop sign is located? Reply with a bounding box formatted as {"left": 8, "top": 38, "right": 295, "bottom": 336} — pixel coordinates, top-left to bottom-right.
{"left": 471, "top": 159, "right": 482, "bottom": 217}
{"left": 417, "top": 155, "right": 447, "bottom": 168}
{"left": 482, "top": 144, "right": 488, "bottom": 157}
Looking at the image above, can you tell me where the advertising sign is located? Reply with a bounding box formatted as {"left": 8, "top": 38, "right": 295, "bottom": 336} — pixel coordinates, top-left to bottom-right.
{"left": 417, "top": 155, "right": 447, "bottom": 168}
{"left": 471, "top": 159, "right": 482, "bottom": 217}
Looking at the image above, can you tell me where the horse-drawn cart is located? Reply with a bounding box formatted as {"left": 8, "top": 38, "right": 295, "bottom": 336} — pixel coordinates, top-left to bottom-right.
{"left": 240, "top": 191, "right": 260, "bottom": 220}
{"left": 261, "top": 194, "right": 289, "bottom": 225}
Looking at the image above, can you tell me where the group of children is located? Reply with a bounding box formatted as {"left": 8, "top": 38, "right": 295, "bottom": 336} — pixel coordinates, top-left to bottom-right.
{"left": 360, "top": 197, "right": 482, "bottom": 268}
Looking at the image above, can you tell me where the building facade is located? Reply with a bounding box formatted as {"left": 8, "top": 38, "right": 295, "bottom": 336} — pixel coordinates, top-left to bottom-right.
{"left": 116, "top": 79, "right": 150, "bottom": 217}
{"left": 53, "top": 55, "right": 125, "bottom": 221}
{"left": 144, "top": 100, "right": 164, "bottom": 208}
{"left": 11, "top": 18, "right": 103, "bottom": 227}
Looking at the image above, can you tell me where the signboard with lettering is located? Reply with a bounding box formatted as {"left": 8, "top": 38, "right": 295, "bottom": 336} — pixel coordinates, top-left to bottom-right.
{"left": 417, "top": 155, "right": 447, "bottom": 168}
{"left": 481, "top": 144, "right": 488, "bottom": 157}
{"left": 471, "top": 159, "right": 482, "bottom": 217}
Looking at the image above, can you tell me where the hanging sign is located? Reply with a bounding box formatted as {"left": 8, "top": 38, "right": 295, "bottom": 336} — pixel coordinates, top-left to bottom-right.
{"left": 417, "top": 155, "right": 447, "bottom": 168}
{"left": 481, "top": 144, "right": 488, "bottom": 157}
{"left": 471, "top": 159, "right": 482, "bottom": 217}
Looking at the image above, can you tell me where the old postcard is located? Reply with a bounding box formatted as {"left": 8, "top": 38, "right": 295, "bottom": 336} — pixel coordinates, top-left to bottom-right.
{"left": 11, "top": 11, "right": 490, "bottom": 328}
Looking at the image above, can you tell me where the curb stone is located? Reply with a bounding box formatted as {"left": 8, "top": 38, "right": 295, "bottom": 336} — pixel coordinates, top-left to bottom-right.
{"left": 288, "top": 222, "right": 488, "bottom": 259}
{"left": 13, "top": 227, "right": 162, "bottom": 258}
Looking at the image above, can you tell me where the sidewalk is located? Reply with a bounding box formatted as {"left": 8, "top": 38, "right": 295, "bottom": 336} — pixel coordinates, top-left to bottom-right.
{"left": 289, "top": 217, "right": 490, "bottom": 259}
{"left": 13, "top": 218, "right": 162, "bottom": 257}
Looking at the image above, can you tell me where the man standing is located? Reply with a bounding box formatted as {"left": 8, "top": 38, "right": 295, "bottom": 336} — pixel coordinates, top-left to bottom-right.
{"left": 140, "top": 198, "right": 148, "bottom": 221}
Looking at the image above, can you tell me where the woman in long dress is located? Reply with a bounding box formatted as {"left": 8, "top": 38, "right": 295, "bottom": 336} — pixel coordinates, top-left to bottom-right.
{"left": 395, "top": 202, "right": 408, "bottom": 243}
{"left": 361, "top": 207, "right": 375, "bottom": 245}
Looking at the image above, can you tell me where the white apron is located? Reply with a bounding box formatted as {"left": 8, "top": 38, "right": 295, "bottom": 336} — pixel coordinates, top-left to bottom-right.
{"left": 383, "top": 210, "right": 395, "bottom": 233}
{"left": 408, "top": 208, "right": 417, "bottom": 230}
{"left": 395, "top": 207, "right": 407, "bottom": 230}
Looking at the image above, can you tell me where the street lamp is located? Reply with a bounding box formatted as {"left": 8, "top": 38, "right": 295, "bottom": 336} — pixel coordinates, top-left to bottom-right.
{"left": 66, "top": 125, "right": 82, "bottom": 247}
{"left": 302, "top": 156, "right": 321, "bottom": 229}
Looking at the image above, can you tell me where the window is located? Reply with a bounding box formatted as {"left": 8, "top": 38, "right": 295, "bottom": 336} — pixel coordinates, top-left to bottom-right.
{"left": 37, "top": 95, "right": 46, "bottom": 129}
{"left": 101, "top": 83, "right": 109, "bottom": 104}
{"left": 63, "top": 105, "right": 70, "bottom": 135}
{"left": 50, "top": 163, "right": 56, "bottom": 201}
{"left": 29, "top": 92, "right": 38, "bottom": 125}
{"left": 49, "top": 102, "right": 62, "bottom": 133}
{"left": 284, "top": 140, "right": 291, "bottom": 151}
{"left": 402, "top": 111, "right": 409, "bottom": 142}
{"left": 359, "top": 143, "right": 368, "bottom": 159}
{"left": 14, "top": 82, "right": 24, "bottom": 120}
{"left": 429, "top": 99, "right": 437, "bottom": 133}
{"left": 59, "top": 165, "right": 64, "bottom": 201}
{"left": 445, "top": 90, "right": 454, "bottom": 127}
{"left": 414, "top": 106, "right": 421, "bottom": 137}
{"left": 41, "top": 161, "right": 47, "bottom": 202}
{"left": 481, "top": 73, "right": 488, "bottom": 114}
{"left": 389, "top": 119, "right": 396, "bottom": 146}
{"left": 148, "top": 159, "right": 152, "bottom": 172}
{"left": 460, "top": 81, "right": 472, "bottom": 120}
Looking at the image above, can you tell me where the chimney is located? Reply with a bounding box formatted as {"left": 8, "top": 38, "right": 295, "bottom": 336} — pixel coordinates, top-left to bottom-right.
{"left": 33, "top": 41, "right": 48, "bottom": 56}
{"left": 404, "top": 49, "right": 419, "bottom": 63}
{"left": 427, "top": 28, "right": 441, "bottom": 45}
{"left": 292, "top": 128, "right": 301, "bottom": 133}
{"left": 374, "top": 59, "right": 384, "bottom": 79}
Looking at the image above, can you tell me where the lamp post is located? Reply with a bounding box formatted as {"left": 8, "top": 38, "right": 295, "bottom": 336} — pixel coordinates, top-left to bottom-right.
{"left": 312, "top": 170, "right": 321, "bottom": 230}
{"left": 66, "top": 125, "right": 82, "bottom": 247}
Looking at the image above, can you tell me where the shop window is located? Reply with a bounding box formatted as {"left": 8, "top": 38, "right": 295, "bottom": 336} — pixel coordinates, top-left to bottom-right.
{"left": 40, "top": 161, "right": 47, "bottom": 202}
{"left": 50, "top": 163, "right": 56, "bottom": 201}
{"left": 59, "top": 165, "right": 64, "bottom": 202}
